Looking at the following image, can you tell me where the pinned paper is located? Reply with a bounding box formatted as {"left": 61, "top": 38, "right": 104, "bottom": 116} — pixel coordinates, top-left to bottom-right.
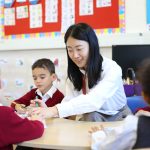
{"left": 4, "top": 0, "right": 15, "bottom": 8}
{"left": 16, "top": 5, "right": 28, "bottom": 19}
{"left": 29, "top": 4, "right": 42, "bottom": 28}
{"left": 15, "top": 78, "right": 24, "bottom": 87}
{"left": 79, "top": 0, "right": 93, "bottom": 16}
{"left": 29, "top": 0, "right": 39, "bottom": 5}
{"left": 4, "top": 8, "right": 15, "bottom": 26}
{"left": 16, "top": 59, "right": 24, "bottom": 66}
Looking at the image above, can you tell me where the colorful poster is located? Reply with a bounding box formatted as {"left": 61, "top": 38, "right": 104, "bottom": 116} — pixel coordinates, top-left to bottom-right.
{"left": 0, "top": 0, "right": 125, "bottom": 39}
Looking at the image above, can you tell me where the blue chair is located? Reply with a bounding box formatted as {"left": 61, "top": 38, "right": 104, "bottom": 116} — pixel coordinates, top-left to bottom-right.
{"left": 127, "top": 96, "right": 148, "bottom": 113}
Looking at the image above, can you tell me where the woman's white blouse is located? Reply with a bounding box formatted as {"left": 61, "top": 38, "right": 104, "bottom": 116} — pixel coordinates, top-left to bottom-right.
{"left": 56, "top": 57, "right": 127, "bottom": 118}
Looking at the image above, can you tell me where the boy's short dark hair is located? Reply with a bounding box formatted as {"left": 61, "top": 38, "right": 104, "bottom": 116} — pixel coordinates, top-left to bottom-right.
{"left": 32, "top": 58, "right": 55, "bottom": 74}
{"left": 137, "top": 58, "right": 150, "bottom": 98}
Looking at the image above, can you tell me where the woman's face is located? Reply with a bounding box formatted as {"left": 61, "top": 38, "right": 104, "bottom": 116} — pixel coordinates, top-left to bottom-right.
{"left": 66, "top": 36, "right": 89, "bottom": 69}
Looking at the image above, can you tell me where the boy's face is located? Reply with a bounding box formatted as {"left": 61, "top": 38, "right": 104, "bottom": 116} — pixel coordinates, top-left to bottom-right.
{"left": 32, "top": 67, "right": 55, "bottom": 94}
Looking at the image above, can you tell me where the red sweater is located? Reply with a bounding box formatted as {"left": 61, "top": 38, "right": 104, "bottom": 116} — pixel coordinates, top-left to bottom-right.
{"left": 11, "top": 88, "right": 64, "bottom": 109}
{"left": 0, "top": 106, "right": 44, "bottom": 150}
{"left": 136, "top": 106, "right": 150, "bottom": 113}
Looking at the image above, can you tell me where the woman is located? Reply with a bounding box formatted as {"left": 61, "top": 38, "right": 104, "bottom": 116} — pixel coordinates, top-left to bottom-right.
{"left": 33, "top": 23, "right": 131, "bottom": 121}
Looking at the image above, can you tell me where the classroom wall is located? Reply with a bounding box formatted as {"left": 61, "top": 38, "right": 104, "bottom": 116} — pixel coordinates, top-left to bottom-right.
{"left": 0, "top": 0, "right": 150, "bottom": 106}
{"left": 0, "top": 49, "right": 67, "bottom": 105}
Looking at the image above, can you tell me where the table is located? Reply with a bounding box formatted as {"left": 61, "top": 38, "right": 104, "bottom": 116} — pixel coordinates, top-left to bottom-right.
{"left": 18, "top": 118, "right": 123, "bottom": 150}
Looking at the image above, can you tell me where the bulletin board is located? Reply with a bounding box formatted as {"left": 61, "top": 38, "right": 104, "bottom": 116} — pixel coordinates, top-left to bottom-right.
{"left": 0, "top": 0, "right": 125, "bottom": 40}
{"left": 4, "top": 0, "right": 62, "bottom": 35}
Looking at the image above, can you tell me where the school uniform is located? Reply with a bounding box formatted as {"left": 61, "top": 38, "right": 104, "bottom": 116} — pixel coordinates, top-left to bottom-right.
{"left": 91, "top": 110, "right": 150, "bottom": 150}
{"left": 0, "top": 106, "right": 44, "bottom": 150}
{"left": 136, "top": 106, "right": 150, "bottom": 113}
{"left": 11, "top": 85, "right": 64, "bottom": 109}
{"left": 56, "top": 57, "right": 131, "bottom": 121}
{"left": 133, "top": 111, "right": 150, "bottom": 148}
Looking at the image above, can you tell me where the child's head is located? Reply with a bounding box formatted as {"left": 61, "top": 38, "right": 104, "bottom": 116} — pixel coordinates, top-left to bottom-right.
{"left": 32, "top": 58, "right": 56, "bottom": 94}
{"left": 137, "top": 58, "right": 150, "bottom": 104}
{"left": 64, "top": 23, "right": 101, "bottom": 69}
{"left": 64, "top": 23, "right": 103, "bottom": 91}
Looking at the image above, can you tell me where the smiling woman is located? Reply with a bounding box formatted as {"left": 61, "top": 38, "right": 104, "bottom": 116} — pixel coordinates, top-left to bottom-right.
{"left": 32, "top": 23, "right": 132, "bottom": 122}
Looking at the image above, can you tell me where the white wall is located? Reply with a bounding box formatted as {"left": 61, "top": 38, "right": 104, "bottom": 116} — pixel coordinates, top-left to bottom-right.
{"left": 0, "top": 0, "right": 149, "bottom": 105}
{"left": 0, "top": 49, "right": 67, "bottom": 105}
{"left": 126, "top": 0, "right": 147, "bottom": 33}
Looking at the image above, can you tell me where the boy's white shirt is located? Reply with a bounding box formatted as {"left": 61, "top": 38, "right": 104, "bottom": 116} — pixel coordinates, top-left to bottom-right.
{"left": 36, "top": 85, "right": 57, "bottom": 103}
{"left": 91, "top": 115, "right": 138, "bottom": 150}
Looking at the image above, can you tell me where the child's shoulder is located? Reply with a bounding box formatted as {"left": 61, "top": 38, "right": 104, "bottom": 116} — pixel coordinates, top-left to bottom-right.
{"left": 0, "top": 106, "right": 14, "bottom": 117}
{"left": 55, "top": 88, "right": 64, "bottom": 96}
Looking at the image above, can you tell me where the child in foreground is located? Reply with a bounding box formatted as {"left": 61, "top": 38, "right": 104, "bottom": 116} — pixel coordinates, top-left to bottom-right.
{"left": 89, "top": 58, "right": 150, "bottom": 150}
{"left": 10, "top": 58, "right": 64, "bottom": 113}
{"left": 0, "top": 104, "right": 44, "bottom": 150}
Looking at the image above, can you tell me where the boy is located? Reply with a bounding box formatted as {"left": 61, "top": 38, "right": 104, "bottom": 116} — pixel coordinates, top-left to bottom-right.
{"left": 0, "top": 104, "right": 44, "bottom": 150}
{"left": 11, "top": 58, "right": 64, "bottom": 113}
{"left": 90, "top": 58, "right": 150, "bottom": 150}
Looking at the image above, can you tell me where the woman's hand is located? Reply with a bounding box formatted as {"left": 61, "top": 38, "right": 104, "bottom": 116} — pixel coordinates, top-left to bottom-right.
{"left": 30, "top": 113, "right": 44, "bottom": 122}
{"left": 30, "top": 99, "right": 47, "bottom": 108}
{"left": 31, "top": 106, "right": 59, "bottom": 119}
{"left": 28, "top": 113, "right": 46, "bottom": 126}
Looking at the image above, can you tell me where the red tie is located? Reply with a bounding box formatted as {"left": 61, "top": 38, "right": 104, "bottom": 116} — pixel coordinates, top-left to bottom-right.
{"left": 82, "top": 75, "right": 86, "bottom": 95}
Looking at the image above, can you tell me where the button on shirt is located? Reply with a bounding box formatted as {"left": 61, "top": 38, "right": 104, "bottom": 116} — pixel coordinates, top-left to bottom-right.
{"left": 56, "top": 57, "right": 127, "bottom": 118}
{"left": 36, "top": 85, "right": 57, "bottom": 103}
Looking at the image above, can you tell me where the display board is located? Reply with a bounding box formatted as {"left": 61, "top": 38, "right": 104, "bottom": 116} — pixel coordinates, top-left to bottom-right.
{"left": 4, "top": 0, "right": 119, "bottom": 35}
{"left": 0, "top": 0, "right": 125, "bottom": 38}
{"left": 0, "top": 0, "right": 128, "bottom": 50}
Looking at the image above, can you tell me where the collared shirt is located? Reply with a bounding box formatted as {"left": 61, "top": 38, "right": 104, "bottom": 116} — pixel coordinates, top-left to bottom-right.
{"left": 91, "top": 111, "right": 150, "bottom": 150}
{"left": 56, "top": 57, "right": 127, "bottom": 118}
{"left": 36, "top": 85, "right": 57, "bottom": 103}
{"left": 91, "top": 115, "right": 138, "bottom": 150}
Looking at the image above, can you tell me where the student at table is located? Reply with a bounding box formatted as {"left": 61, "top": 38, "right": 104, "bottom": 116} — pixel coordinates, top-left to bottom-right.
{"left": 33, "top": 23, "right": 131, "bottom": 121}
{"left": 0, "top": 104, "right": 44, "bottom": 150}
{"left": 90, "top": 58, "right": 150, "bottom": 149}
{"left": 10, "top": 58, "right": 64, "bottom": 113}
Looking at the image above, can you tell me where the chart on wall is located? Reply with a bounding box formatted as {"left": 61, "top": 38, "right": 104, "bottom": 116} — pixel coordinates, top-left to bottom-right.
{"left": 0, "top": 0, "right": 125, "bottom": 39}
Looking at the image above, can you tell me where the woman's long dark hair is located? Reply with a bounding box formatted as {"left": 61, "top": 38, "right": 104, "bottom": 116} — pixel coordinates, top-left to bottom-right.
{"left": 64, "top": 23, "right": 103, "bottom": 91}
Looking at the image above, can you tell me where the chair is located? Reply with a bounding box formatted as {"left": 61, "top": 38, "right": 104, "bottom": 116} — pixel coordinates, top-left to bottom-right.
{"left": 127, "top": 96, "right": 148, "bottom": 114}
